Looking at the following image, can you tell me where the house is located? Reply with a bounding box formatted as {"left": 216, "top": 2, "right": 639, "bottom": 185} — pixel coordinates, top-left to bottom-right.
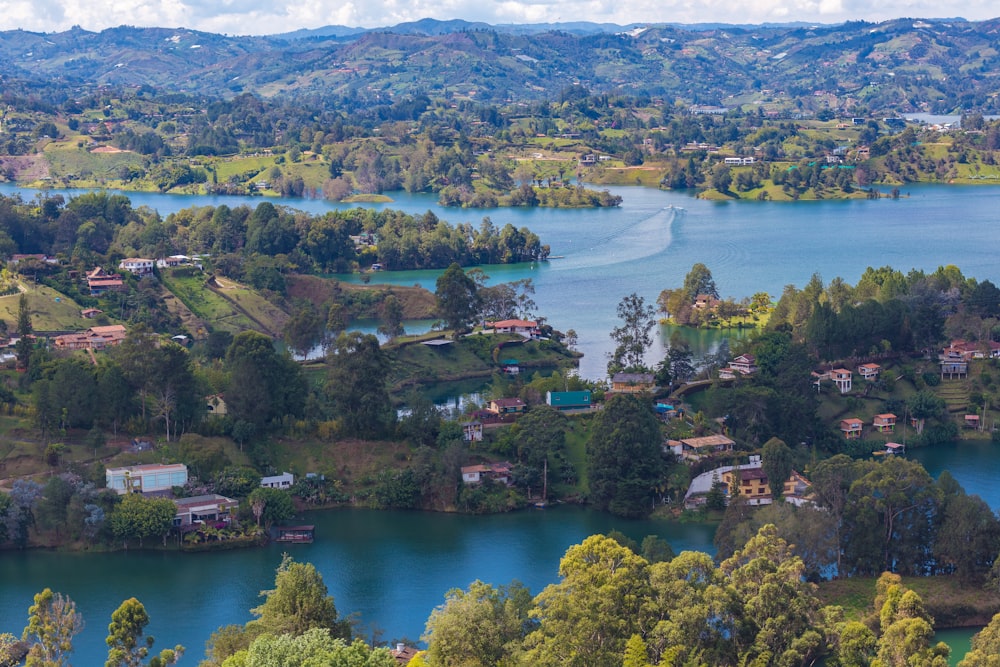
{"left": 261, "top": 472, "right": 294, "bottom": 489}
{"left": 944, "top": 339, "right": 1000, "bottom": 360}
{"left": 118, "top": 258, "right": 155, "bottom": 275}
{"left": 107, "top": 463, "right": 188, "bottom": 495}
{"left": 487, "top": 319, "right": 538, "bottom": 337}
{"left": 965, "top": 414, "right": 981, "bottom": 429}
{"left": 693, "top": 294, "right": 720, "bottom": 310}
{"left": 53, "top": 324, "right": 127, "bottom": 350}
{"left": 206, "top": 394, "right": 227, "bottom": 416}
{"left": 684, "top": 456, "right": 813, "bottom": 508}
{"left": 840, "top": 418, "right": 863, "bottom": 439}
{"left": 80, "top": 308, "right": 103, "bottom": 319}
{"left": 885, "top": 442, "right": 906, "bottom": 455}
{"left": 829, "top": 368, "right": 853, "bottom": 394}
{"left": 10, "top": 253, "right": 58, "bottom": 265}
{"left": 391, "top": 643, "right": 421, "bottom": 665}
{"left": 727, "top": 354, "right": 758, "bottom": 376}
{"left": 873, "top": 413, "right": 896, "bottom": 433}
{"left": 501, "top": 358, "right": 520, "bottom": 375}
{"left": 462, "top": 420, "right": 483, "bottom": 442}
{"left": 858, "top": 363, "right": 881, "bottom": 380}
{"left": 86, "top": 267, "right": 125, "bottom": 295}
{"left": 156, "top": 255, "right": 189, "bottom": 268}
{"left": 461, "top": 462, "right": 512, "bottom": 485}
{"left": 172, "top": 494, "right": 238, "bottom": 528}
{"left": 670, "top": 434, "right": 736, "bottom": 460}
{"left": 546, "top": 390, "right": 592, "bottom": 411}
{"left": 488, "top": 397, "right": 526, "bottom": 415}
{"left": 610, "top": 372, "right": 656, "bottom": 394}
{"left": 939, "top": 349, "right": 968, "bottom": 379}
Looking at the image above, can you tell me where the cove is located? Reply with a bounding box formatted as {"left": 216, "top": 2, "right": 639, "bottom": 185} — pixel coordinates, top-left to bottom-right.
{"left": 0, "top": 506, "right": 716, "bottom": 664}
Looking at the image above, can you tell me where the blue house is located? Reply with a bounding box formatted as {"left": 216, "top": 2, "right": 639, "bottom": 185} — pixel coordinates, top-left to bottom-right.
{"left": 545, "top": 390, "right": 592, "bottom": 411}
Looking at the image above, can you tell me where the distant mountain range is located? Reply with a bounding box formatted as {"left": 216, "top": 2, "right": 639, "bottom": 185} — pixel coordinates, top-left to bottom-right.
{"left": 2, "top": 17, "right": 999, "bottom": 112}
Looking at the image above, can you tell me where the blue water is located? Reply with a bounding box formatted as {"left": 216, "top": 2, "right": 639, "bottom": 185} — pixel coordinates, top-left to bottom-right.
{"left": 6, "top": 182, "right": 1000, "bottom": 379}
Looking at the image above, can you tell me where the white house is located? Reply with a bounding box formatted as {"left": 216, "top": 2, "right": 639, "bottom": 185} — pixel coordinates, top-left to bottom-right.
{"left": 261, "top": 472, "right": 295, "bottom": 489}
{"left": 118, "top": 258, "right": 155, "bottom": 275}
{"left": 106, "top": 463, "right": 188, "bottom": 495}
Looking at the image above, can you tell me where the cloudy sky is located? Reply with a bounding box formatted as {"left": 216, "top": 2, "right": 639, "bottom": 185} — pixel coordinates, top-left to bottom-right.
{"left": 2, "top": 0, "right": 997, "bottom": 36}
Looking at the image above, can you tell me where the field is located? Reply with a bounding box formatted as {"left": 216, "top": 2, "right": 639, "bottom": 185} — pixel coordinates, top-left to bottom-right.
{"left": 0, "top": 282, "right": 89, "bottom": 331}
{"left": 159, "top": 269, "right": 289, "bottom": 336}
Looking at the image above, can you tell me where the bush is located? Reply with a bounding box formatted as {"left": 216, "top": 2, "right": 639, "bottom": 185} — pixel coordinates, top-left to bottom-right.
{"left": 922, "top": 371, "right": 941, "bottom": 386}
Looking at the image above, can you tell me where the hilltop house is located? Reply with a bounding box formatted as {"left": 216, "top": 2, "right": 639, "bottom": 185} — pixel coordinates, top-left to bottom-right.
{"left": 86, "top": 267, "right": 124, "bottom": 295}
{"left": 840, "top": 418, "right": 863, "bottom": 439}
{"left": 829, "top": 368, "right": 853, "bottom": 394}
{"left": 858, "top": 363, "right": 881, "bottom": 380}
{"left": 488, "top": 397, "right": 526, "bottom": 415}
{"left": 118, "top": 258, "right": 155, "bottom": 276}
{"left": 684, "top": 456, "right": 813, "bottom": 508}
{"left": 873, "top": 413, "right": 896, "bottom": 433}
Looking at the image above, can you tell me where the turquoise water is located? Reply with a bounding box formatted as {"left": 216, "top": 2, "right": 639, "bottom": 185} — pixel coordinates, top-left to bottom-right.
{"left": 3, "top": 183, "right": 1000, "bottom": 660}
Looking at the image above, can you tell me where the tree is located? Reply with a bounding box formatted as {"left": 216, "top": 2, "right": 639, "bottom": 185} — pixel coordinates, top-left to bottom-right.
{"left": 109, "top": 494, "right": 176, "bottom": 549}
{"left": 666, "top": 331, "right": 695, "bottom": 386}
{"left": 843, "top": 457, "right": 942, "bottom": 576}
{"left": 105, "top": 598, "right": 182, "bottom": 667}
{"left": 248, "top": 554, "right": 351, "bottom": 640}
{"left": 608, "top": 293, "right": 657, "bottom": 374}
{"left": 246, "top": 487, "right": 295, "bottom": 528}
{"left": 523, "top": 535, "right": 652, "bottom": 667}
{"left": 15, "top": 293, "right": 32, "bottom": 372}
{"left": 682, "top": 263, "right": 719, "bottom": 301}
{"left": 422, "top": 580, "right": 534, "bottom": 667}
{"left": 325, "top": 332, "right": 394, "bottom": 439}
{"left": 377, "top": 293, "right": 405, "bottom": 341}
{"left": 435, "top": 263, "right": 479, "bottom": 333}
{"left": 761, "top": 437, "right": 793, "bottom": 500}
{"left": 225, "top": 330, "right": 306, "bottom": 430}
{"left": 22, "top": 588, "right": 83, "bottom": 667}
{"left": 959, "top": 612, "right": 1000, "bottom": 667}
{"left": 283, "top": 300, "right": 325, "bottom": 358}
{"left": 587, "top": 394, "right": 665, "bottom": 517}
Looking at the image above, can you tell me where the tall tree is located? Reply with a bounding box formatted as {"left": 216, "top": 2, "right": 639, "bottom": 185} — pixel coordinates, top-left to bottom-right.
{"left": 325, "top": 332, "right": 393, "bottom": 439}
{"left": 22, "top": 588, "right": 83, "bottom": 667}
{"left": 105, "top": 598, "right": 182, "bottom": 667}
{"left": 435, "top": 263, "right": 479, "bottom": 333}
{"left": 225, "top": 330, "right": 306, "bottom": 430}
{"left": 248, "top": 555, "right": 351, "bottom": 640}
{"left": 422, "top": 580, "right": 534, "bottom": 667}
{"left": 587, "top": 394, "right": 665, "bottom": 518}
{"left": 523, "top": 535, "right": 652, "bottom": 667}
{"left": 761, "top": 437, "right": 793, "bottom": 500}
{"left": 608, "top": 292, "right": 657, "bottom": 374}
{"left": 682, "top": 263, "right": 719, "bottom": 301}
{"left": 15, "top": 292, "right": 32, "bottom": 372}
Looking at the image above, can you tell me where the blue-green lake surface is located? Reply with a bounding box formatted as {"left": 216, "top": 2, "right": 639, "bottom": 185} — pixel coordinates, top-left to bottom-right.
{"left": 2, "top": 182, "right": 1000, "bottom": 662}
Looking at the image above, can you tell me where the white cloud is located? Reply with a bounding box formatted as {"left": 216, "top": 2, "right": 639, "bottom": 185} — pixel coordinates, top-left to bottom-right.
{"left": 0, "top": 0, "right": 996, "bottom": 35}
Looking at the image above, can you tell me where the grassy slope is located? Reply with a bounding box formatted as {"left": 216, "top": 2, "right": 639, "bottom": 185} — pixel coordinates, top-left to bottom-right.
{"left": 159, "top": 269, "right": 289, "bottom": 336}
{"left": 0, "top": 283, "right": 90, "bottom": 331}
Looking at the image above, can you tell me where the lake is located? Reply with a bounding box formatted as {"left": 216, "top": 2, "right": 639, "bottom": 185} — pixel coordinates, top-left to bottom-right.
{"left": 7, "top": 182, "right": 1000, "bottom": 379}
{"left": 2, "top": 182, "right": 1000, "bottom": 662}
{"left": 0, "top": 506, "right": 716, "bottom": 664}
